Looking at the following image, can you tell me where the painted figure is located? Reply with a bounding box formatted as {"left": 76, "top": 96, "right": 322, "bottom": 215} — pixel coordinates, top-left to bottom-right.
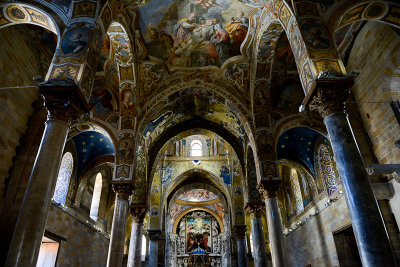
{"left": 220, "top": 162, "right": 231, "bottom": 184}
{"left": 224, "top": 11, "right": 248, "bottom": 44}
{"left": 173, "top": 12, "right": 197, "bottom": 43}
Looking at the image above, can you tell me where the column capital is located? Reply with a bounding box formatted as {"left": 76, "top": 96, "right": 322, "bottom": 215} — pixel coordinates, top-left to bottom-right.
{"left": 257, "top": 179, "right": 281, "bottom": 199}
{"left": 233, "top": 225, "right": 247, "bottom": 239}
{"left": 129, "top": 205, "right": 147, "bottom": 223}
{"left": 112, "top": 182, "right": 133, "bottom": 200}
{"left": 38, "top": 80, "right": 89, "bottom": 124}
{"left": 308, "top": 78, "right": 354, "bottom": 118}
{"left": 245, "top": 202, "right": 264, "bottom": 219}
{"left": 147, "top": 229, "right": 163, "bottom": 241}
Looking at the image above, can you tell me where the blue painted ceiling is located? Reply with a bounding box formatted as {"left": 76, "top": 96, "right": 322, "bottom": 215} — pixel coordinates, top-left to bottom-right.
{"left": 72, "top": 131, "right": 115, "bottom": 178}
{"left": 277, "top": 127, "right": 327, "bottom": 175}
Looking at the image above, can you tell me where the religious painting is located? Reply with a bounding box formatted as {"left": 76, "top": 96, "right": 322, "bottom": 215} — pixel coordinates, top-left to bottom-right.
{"left": 262, "top": 161, "right": 277, "bottom": 178}
{"left": 72, "top": 0, "right": 97, "bottom": 18}
{"left": 220, "top": 162, "right": 231, "bottom": 184}
{"left": 256, "top": 133, "right": 273, "bottom": 161}
{"left": 186, "top": 217, "right": 212, "bottom": 253}
{"left": 143, "top": 110, "right": 174, "bottom": 138}
{"left": 301, "top": 22, "right": 331, "bottom": 51}
{"left": 160, "top": 162, "right": 175, "bottom": 186}
{"left": 114, "top": 164, "right": 130, "bottom": 180}
{"left": 120, "top": 84, "right": 136, "bottom": 115}
{"left": 314, "top": 59, "right": 341, "bottom": 74}
{"left": 178, "top": 189, "right": 218, "bottom": 202}
{"left": 6, "top": 5, "right": 28, "bottom": 21}
{"left": 61, "top": 27, "right": 90, "bottom": 55}
{"left": 150, "top": 206, "right": 159, "bottom": 216}
{"left": 118, "top": 134, "right": 134, "bottom": 163}
{"left": 89, "top": 88, "right": 114, "bottom": 118}
{"left": 254, "top": 80, "right": 269, "bottom": 113}
{"left": 276, "top": 81, "right": 304, "bottom": 113}
{"left": 81, "top": 66, "right": 93, "bottom": 98}
{"left": 112, "top": 35, "right": 132, "bottom": 63}
{"left": 138, "top": 0, "right": 252, "bottom": 67}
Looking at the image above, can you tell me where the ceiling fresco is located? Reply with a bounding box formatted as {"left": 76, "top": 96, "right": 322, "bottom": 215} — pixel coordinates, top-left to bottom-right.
{"left": 138, "top": 0, "right": 254, "bottom": 68}
{"left": 177, "top": 189, "right": 218, "bottom": 202}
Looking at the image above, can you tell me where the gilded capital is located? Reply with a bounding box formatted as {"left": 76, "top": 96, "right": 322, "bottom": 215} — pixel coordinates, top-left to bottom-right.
{"left": 257, "top": 179, "right": 281, "bottom": 199}
{"left": 308, "top": 78, "right": 354, "bottom": 118}
{"left": 38, "top": 80, "right": 89, "bottom": 124}
{"left": 245, "top": 202, "right": 264, "bottom": 219}
{"left": 129, "top": 205, "right": 147, "bottom": 223}
{"left": 112, "top": 182, "right": 133, "bottom": 200}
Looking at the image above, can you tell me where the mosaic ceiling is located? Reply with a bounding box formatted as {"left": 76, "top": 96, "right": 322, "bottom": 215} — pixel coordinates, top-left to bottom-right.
{"left": 277, "top": 127, "right": 327, "bottom": 175}
{"left": 71, "top": 131, "right": 115, "bottom": 178}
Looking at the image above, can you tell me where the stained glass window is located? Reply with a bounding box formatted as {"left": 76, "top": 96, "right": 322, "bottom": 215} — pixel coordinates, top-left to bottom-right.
{"left": 290, "top": 168, "right": 304, "bottom": 215}
{"left": 53, "top": 152, "right": 73, "bottom": 205}
{"left": 317, "top": 144, "right": 339, "bottom": 196}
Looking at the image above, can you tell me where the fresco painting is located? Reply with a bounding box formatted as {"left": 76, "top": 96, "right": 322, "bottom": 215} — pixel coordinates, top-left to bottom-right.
{"left": 61, "top": 27, "right": 90, "bottom": 55}
{"left": 89, "top": 88, "right": 114, "bottom": 117}
{"left": 139, "top": 0, "right": 252, "bottom": 67}
{"left": 178, "top": 189, "right": 218, "bottom": 202}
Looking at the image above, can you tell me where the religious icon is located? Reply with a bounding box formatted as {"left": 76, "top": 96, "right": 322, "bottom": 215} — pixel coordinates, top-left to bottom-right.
{"left": 61, "top": 27, "right": 90, "bottom": 55}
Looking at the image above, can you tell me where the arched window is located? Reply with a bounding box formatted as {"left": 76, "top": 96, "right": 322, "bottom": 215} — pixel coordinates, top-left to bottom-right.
{"left": 191, "top": 140, "right": 202, "bottom": 157}
{"left": 90, "top": 173, "right": 102, "bottom": 221}
{"left": 317, "top": 144, "right": 339, "bottom": 196}
{"left": 53, "top": 152, "right": 73, "bottom": 205}
{"left": 141, "top": 234, "right": 147, "bottom": 261}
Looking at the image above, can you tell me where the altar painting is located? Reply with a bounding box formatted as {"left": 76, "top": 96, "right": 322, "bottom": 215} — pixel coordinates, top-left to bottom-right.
{"left": 138, "top": 0, "right": 252, "bottom": 67}
{"left": 186, "top": 217, "right": 212, "bottom": 253}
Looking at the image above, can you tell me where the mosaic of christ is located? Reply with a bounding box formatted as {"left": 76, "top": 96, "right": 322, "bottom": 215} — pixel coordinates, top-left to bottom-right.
{"left": 139, "top": 0, "right": 253, "bottom": 67}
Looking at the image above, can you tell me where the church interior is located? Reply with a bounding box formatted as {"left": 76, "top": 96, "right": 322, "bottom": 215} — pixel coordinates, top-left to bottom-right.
{"left": 0, "top": 0, "right": 400, "bottom": 266}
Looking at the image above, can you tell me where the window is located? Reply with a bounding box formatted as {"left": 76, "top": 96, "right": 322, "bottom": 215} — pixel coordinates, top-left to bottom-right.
{"left": 53, "top": 152, "right": 73, "bottom": 205}
{"left": 36, "top": 236, "right": 59, "bottom": 267}
{"left": 90, "top": 173, "right": 102, "bottom": 221}
{"left": 191, "top": 140, "right": 202, "bottom": 157}
{"left": 141, "top": 235, "right": 147, "bottom": 261}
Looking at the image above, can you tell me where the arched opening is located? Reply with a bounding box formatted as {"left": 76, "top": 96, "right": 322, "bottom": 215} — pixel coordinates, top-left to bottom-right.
{"left": 191, "top": 140, "right": 202, "bottom": 157}
{"left": 53, "top": 152, "right": 73, "bottom": 205}
{"left": 90, "top": 172, "right": 103, "bottom": 221}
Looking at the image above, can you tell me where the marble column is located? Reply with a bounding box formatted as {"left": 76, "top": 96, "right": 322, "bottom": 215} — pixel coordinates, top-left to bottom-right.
{"left": 127, "top": 205, "right": 147, "bottom": 267}
{"left": 245, "top": 202, "right": 268, "bottom": 267}
{"left": 5, "top": 83, "right": 87, "bottom": 267}
{"left": 147, "top": 229, "right": 162, "bottom": 267}
{"left": 309, "top": 80, "right": 398, "bottom": 267}
{"left": 234, "top": 225, "right": 248, "bottom": 267}
{"left": 107, "top": 183, "right": 133, "bottom": 267}
{"left": 258, "top": 180, "right": 286, "bottom": 267}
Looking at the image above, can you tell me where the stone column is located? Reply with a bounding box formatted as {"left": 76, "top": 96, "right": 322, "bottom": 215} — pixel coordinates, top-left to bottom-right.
{"left": 308, "top": 79, "right": 398, "bottom": 267}
{"left": 127, "top": 205, "right": 147, "bottom": 267}
{"left": 234, "top": 225, "right": 248, "bottom": 267}
{"left": 107, "top": 183, "right": 133, "bottom": 267}
{"left": 5, "top": 82, "right": 87, "bottom": 267}
{"left": 147, "top": 229, "right": 162, "bottom": 267}
{"left": 245, "top": 202, "right": 268, "bottom": 267}
{"left": 258, "top": 180, "right": 286, "bottom": 267}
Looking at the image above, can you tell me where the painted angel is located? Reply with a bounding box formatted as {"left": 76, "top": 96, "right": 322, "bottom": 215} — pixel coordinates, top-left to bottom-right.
{"left": 194, "top": 0, "right": 222, "bottom": 9}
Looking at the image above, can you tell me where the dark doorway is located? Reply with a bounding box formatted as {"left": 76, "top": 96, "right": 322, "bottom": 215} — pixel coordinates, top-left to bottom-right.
{"left": 333, "top": 226, "right": 362, "bottom": 267}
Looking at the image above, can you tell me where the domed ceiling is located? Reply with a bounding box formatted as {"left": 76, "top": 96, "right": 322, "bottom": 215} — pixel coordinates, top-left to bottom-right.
{"left": 138, "top": 0, "right": 254, "bottom": 68}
